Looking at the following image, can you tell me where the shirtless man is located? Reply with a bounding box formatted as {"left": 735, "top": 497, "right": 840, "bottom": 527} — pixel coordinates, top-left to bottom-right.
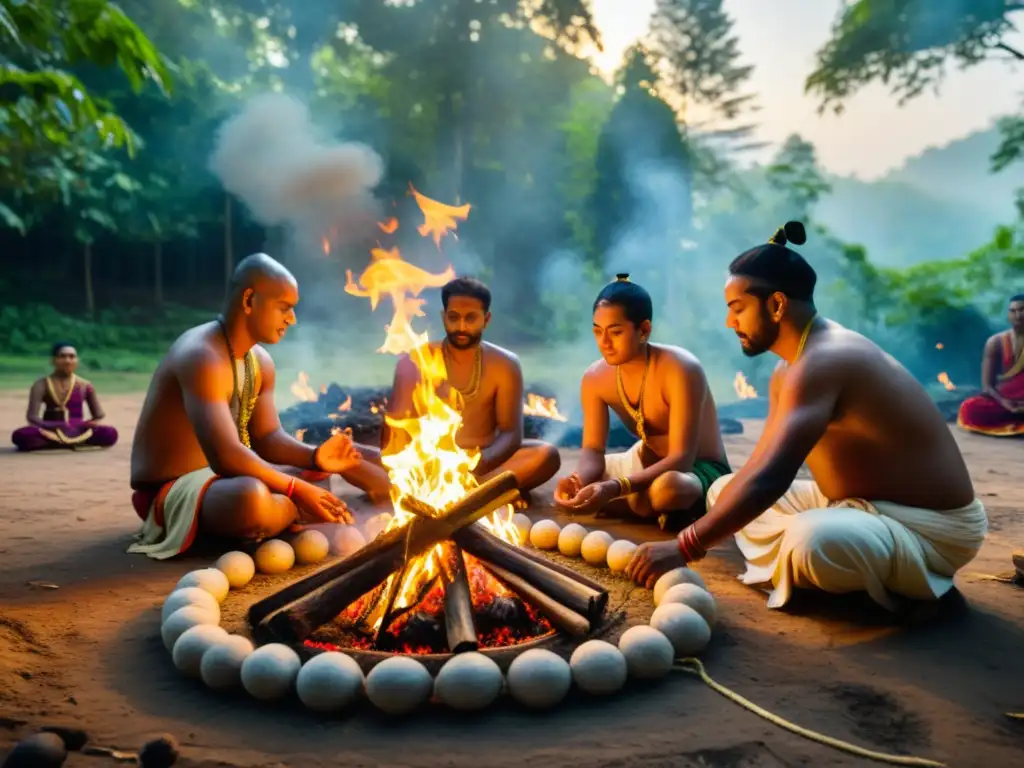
{"left": 385, "top": 276, "right": 560, "bottom": 496}
{"left": 627, "top": 223, "right": 988, "bottom": 613}
{"left": 957, "top": 293, "right": 1024, "bottom": 436}
{"left": 553, "top": 274, "right": 730, "bottom": 531}
{"left": 129, "top": 253, "right": 391, "bottom": 560}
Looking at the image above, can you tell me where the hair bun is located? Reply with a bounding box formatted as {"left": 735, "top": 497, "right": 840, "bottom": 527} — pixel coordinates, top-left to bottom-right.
{"left": 783, "top": 221, "right": 806, "bottom": 246}
{"left": 615, "top": 272, "right": 630, "bottom": 282}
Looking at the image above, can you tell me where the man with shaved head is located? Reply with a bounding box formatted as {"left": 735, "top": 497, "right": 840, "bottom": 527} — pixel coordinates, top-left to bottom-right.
{"left": 128, "top": 253, "right": 390, "bottom": 560}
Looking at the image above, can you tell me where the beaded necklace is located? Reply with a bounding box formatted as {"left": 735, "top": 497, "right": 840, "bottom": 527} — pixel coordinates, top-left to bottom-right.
{"left": 217, "top": 317, "right": 257, "bottom": 448}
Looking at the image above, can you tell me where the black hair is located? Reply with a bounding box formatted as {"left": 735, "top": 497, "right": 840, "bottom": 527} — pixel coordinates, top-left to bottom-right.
{"left": 592, "top": 273, "right": 653, "bottom": 326}
{"left": 441, "top": 276, "right": 491, "bottom": 312}
{"left": 1010, "top": 294, "right": 1024, "bottom": 304}
{"left": 728, "top": 221, "right": 816, "bottom": 302}
{"left": 51, "top": 342, "right": 76, "bottom": 357}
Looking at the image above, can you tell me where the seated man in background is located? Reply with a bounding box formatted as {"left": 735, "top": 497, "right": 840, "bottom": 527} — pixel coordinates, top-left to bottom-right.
{"left": 128, "top": 253, "right": 391, "bottom": 560}
{"left": 385, "top": 276, "right": 560, "bottom": 499}
{"left": 11, "top": 342, "right": 119, "bottom": 452}
{"left": 627, "top": 223, "right": 988, "bottom": 614}
{"left": 553, "top": 274, "right": 730, "bottom": 531}
{"left": 957, "top": 293, "right": 1024, "bottom": 437}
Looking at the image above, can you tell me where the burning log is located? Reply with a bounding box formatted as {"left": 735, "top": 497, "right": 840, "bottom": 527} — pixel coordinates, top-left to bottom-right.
{"left": 248, "top": 471, "right": 520, "bottom": 644}
{"left": 454, "top": 525, "right": 608, "bottom": 627}
{"left": 440, "top": 546, "right": 478, "bottom": 653}
{"left": 484, "top": 562, "right": 591, "bottom": 637}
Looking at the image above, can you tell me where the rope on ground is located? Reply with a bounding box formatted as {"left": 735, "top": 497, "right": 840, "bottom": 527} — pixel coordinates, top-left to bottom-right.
{"left": 673, "top": 658, "right": 946, "bottom": 768}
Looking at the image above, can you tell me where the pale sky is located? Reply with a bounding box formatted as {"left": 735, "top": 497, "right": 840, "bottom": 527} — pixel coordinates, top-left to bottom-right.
{"left": 589, "top": 0, "right": 1023, "bottom": 179}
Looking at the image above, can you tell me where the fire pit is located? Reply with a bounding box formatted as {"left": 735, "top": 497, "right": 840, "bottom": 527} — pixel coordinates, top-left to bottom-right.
{"left": 246, "top": 471, "right": 611, "bottom": 668}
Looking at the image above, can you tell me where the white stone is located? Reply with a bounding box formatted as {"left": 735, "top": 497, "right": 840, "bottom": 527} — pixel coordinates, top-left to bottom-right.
{"left": 254, "top": 539, "right": 295, "bottom": 574}
{"left": 557, "top": 523, "right": 588, "bottom": 557}
{"left": 365, "top": 656, "right": 432, "bottom": 715}
{"left": 161, "top": 605, "right": 219, "bottom": 652}
{"left": 292, "top": 530, "right": 330, "bottom": 565}
{"left": 172, "top": 624, "right": 229, "bottom": 678}
{"left": 653, "top": 567, "right": 707, "bottom": 605}
{"left": 660, "top": 583, "right": 717, "bottom": 627}
{"left": 175, "top": 568, "right": 230, "bottom": 603}
{"left": 363, "top": 512, "right": 393, "bottom": 542}
{"left": 580, "top": 531, "right": 615, "bottom": 566}
{"left": 529, "top": 519, "right": 561, "bottom": 550}
{"left": 506, "top": 648, "right": 572, "bottom": 709}
{"left": 434, "top": 652, "right": 503, "bottom": 711}
{"left": 650, "top": 602, "right": 711, "bottom": 656}
{"left": 200, "top": 635, "right": 254, "bottom": 691}
{"left": 296, "top": 652, "right": 365, "bottom": 713}
{"left": 161, "top": 587, "right": 220, "bottom": 624}
{"left": 511, "top": 513, "right": 533, "bottom": 545}
{"left": 327, "top": 525, "right": 366, "bottom": 557}
{"left": 606, "top": 540, "right": 637, "bottom": 572}
{"left": 617, "top": 625, "right": 674, "bottom": 679}
{"left": 569, "top": 639, "right": 627, "bottom": 695}
{"left": 240, "top": 643, "right": 302, "bottom": 701}
{"left": 214, "top": 551, "right": 256, "bottom": 589}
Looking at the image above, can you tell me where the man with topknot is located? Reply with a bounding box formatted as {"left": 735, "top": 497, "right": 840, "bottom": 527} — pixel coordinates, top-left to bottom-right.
{"left": 553, "top": 273, "right": 731, "bottom": 532}
{"left": 627, "top": 222, "right": 989, "bottom": 615}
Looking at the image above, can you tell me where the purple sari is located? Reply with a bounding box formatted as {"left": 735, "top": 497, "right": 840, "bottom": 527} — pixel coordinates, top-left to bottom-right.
{"left": 11, "top": 377, "right": 119, "bottom": 452}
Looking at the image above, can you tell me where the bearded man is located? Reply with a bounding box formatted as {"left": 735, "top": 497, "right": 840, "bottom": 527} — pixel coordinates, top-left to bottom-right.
{"left": 627, "top": 223, "right": 988, "bottom": 614}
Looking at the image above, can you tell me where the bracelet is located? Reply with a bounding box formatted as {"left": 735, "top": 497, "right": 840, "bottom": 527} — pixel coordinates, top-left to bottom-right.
{"left": 310, "top": 445, "right": 322, "bottom": 472}
{"left": 286, "top": 478, "right": 296, "bottom": 499}
{"left": 616, "top": 476, "right": 632, "bottom": 497}
{"left": 676, "top": 524, "right": 708, "bottom": 562}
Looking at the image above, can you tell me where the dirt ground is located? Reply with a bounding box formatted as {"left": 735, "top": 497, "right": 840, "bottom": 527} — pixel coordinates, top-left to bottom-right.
{"left": 1, "top": 391, "right": 1023, "bottom": 768}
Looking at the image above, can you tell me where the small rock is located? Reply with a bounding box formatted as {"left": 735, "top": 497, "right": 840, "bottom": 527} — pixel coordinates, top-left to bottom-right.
{"left": 40, "top": 725, "right": 89, "bottom": 751}
{"left": 2, "top": 732, "right": 67, "bottom": 767}
{"left": 138, "top": 734, "right": 179, "bottom": 768}
{"left": 17, "top": 671, "right": 31, "bottom": 680}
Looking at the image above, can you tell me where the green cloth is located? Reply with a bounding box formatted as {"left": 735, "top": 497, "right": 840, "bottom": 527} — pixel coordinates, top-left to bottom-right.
{"left": 657, "top": 458, "right": 732, "bottom": 533}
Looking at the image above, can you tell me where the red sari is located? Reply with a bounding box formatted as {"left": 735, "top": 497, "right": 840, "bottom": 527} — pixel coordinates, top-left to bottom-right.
{"left": 957, "top": 332, "right": 1024, "bottom": 437}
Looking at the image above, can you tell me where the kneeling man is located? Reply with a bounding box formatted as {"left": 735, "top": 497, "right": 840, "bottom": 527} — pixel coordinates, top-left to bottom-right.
{"left": 553, "top": 274, "right": 730, "bottom": 531}
{"left": 129, "top": 253, "right": 391, "bottom": 560}
{"left": 385, "top": 277, "right": 560, "bottom": 498}
{"left": 627, "top": 223, "right": 988, "bottom": 613}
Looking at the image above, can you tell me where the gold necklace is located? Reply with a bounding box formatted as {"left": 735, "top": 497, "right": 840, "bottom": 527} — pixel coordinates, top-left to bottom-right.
{"left": 45, "top": 373, "right": 76, "bottom": 422}
{"left": 218, "top": 317, "right": 255, "bottom": 448}
{"left": 795, "top": 314, "right": 818, "bottom": 361}
{"left": 443, "top": 340, "right": 482, "bottom": 404}
{"left": 616, "top": 344, "right": 650, "bottom": 446}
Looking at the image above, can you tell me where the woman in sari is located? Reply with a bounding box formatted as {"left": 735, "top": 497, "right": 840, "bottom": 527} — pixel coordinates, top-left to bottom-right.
{"left": 11, "top": 342, "right": 119, "bottom": 452}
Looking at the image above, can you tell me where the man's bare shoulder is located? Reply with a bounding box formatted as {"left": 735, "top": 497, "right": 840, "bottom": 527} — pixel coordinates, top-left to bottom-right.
{"left": 986, "top": 330, "right": 1008, "bottom": 349}
{"left": 165, "top": 323, "right": 223, "bottom": 374}
{"left": 482, "top": 342, "right": 521, "bottom": 372}
{"left": 76, "top": 376, "right": 93, "bottom": 389}
{"left": 582, "top": 358, "right": 611, "bottom": 384}
{"left": 251, "top": 344, "right": 276, "bottom": 371}
{"left": 654, "top": 344, "right": 707, "bottom": 379}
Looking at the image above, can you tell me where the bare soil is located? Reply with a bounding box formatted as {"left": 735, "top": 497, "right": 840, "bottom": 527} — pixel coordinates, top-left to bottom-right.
{"left": 1, "top": 391, "right": 1023, "bottom": 767}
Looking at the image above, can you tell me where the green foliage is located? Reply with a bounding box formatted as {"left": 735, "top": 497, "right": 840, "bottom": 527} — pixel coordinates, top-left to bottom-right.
{"left": 992, "top": 103, "right": 1024, "bottom": 173}
{"left": 765, "top": 135, "right": 833, "bottom": 223}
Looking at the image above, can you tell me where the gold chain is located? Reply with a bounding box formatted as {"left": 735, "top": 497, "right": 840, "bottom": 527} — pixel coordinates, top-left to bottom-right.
{"left": 45, "top": 373, "right": 76, "bottom": 423}
{"left": 442, "top": 340, "right": 482, "bottom": 404}
{"left": 616, "top": 344, "right": 650, "bottom": 446}
{"left": 795, "top": 313, "right": 818, "bottom": 361}
{"left": 218, "top": 317, "right": 255, "bottom": 448}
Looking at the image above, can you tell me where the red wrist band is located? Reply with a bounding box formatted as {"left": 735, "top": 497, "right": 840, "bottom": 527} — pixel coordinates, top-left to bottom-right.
{"left": 677, "top": 524, "right": 707, "bottom": 562}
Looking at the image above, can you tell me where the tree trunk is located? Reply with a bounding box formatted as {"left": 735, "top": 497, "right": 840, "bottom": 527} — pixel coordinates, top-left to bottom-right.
{"left": 84, "top": 241, "right": 95, "bottom": 316}
{"left": 154, "top": 241, "right": 164, "bottom": 306}
{"left": 224, "top": 192, "right": 234, "bottom": 290}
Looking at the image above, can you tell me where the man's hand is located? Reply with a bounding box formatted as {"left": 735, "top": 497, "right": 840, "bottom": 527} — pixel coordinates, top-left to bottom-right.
{"left": 626, "top": 540, "right": 687, "bottom": 589}
{"left": 315, "top": 430, "right": 363, "bottom": 474}
{"left": 553, "top": 473, "right": 583, "bottom": 507}
{"left": 555, "top": 479, "right": 619, "bottom": 515}
{"left": 290, "top": 479, "right": 353, "bottom": 524}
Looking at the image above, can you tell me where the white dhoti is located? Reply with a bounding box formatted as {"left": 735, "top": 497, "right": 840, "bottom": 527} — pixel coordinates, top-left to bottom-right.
{"left": 705, "top": 474, "right": 988, "bottom": 611}
{"left": 602, "top": 441, "right": 644, "bottom": 503}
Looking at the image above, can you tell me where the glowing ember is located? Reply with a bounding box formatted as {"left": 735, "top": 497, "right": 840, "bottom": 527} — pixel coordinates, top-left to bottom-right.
{"left": 327, "top": 395, "right": 354, "bottom": 420}
{"left": 409, "top": 183, "right": 471, "bottom": 247}
{"left": 290, "top": 371, "right": 318, "bottom": 402}
{"left": 344, "top": 192, "right": 520, "bottom": 635}
{"left": 378, "top": 217, "right": 399, "bottom": 234}
{"left": 295, "top": 428, "right": 306, "bottom": 442}
{"left": 321, "top": 236, "right": 330, "bottom": 255}
{"left": 734, "top": 372, "right": 758, "bottom": 400}
{"left": 938, "top": 372, "right": 956, "bottom": 391}
{"left": 935, "top": 342, "right": 944, "bottom": 350}
{"left": 524, "top": 393, "right": 568, "bottom": 422}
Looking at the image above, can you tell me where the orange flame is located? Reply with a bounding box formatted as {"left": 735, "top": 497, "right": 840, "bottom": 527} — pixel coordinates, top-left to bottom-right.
{"left": 348, "top": 203, "right": 518, "bottom": 628}
{"left": 524, "top": 393, "right": 567, "bottom": 422}
{"left": 321, "top": 236, "right": 330, "bottom": 255}
{"left": 935, "top": 342, "right": 944, "bottom": 350}
{"left": 295, "top": 428, "right": 307, "bottom": 442}
{"left": 938, "top": 372, "right": 956, "bottom": 391}
{"left": 290, "top": 371, "right": 318, "bottom": 402}
{"left": 378, "top": 217, "right": 399, "bottom": 234}
{"left": 409, "top": 183, "right": 471, "bottom": 247}
{"left": 734, "top": 372, "right": 758, "bottom": 400}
